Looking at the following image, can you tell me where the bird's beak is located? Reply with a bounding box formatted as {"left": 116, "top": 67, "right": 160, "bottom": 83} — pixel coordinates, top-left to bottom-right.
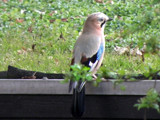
{"left": 108, "top": 18, "right": 113, "bottom": 21}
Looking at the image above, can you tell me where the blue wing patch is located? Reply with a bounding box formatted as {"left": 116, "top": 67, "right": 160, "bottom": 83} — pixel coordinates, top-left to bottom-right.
{"left": 97, "top": 43, "right": 104, "bottom": 60}
{"left": 80, "top": 42, "right": 104, "bottom": 68}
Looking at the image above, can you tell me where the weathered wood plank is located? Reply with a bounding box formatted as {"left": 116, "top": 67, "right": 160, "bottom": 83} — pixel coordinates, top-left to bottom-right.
{"left": 0, "top": 79, "right": 159, "bottom": 119}
{"left": 0, "top": 95, "right": 159, "bottom": 119}
{"left": 0, "top": 79, "right": 159, "bottom": 95}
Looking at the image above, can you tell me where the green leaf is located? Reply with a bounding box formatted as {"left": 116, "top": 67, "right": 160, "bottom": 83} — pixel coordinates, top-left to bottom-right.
{"left": 64, "top": 64, "right": 92, "bottom": 83}
{"left": 134, "top": 88, "right": 160, "bottom": 113}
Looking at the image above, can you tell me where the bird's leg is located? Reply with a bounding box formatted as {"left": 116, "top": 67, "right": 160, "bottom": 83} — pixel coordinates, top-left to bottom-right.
{"left": 92, "top": 74, "right": 97, "bottom": 80}
{"left": 78, "top": 74, "right": 97, "bottom": 92}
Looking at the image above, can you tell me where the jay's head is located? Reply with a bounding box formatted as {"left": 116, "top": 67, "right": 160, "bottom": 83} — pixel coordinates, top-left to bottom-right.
{"left": 83, "top": 12, "right": 112, "bottom": 33}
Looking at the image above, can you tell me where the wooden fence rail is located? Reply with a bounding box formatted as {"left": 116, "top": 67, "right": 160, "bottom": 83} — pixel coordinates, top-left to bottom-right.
{"left": 0, "top": 79, "right": 159, "bottom": 119}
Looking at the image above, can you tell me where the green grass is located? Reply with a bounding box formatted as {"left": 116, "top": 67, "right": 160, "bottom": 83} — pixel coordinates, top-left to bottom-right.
{"left": 0, "top": 29, "right": 72, "bottom": 73}
{"left": 102, "top": 53, "right": 160, "bottom": 74}
{"left": 0, "top": 0, "right": 159, "bottom": 75}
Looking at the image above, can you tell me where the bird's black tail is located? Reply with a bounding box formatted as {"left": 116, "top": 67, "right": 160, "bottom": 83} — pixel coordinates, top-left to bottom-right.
{"left": 71, "top": 84, "right": 85, "bottom": 118}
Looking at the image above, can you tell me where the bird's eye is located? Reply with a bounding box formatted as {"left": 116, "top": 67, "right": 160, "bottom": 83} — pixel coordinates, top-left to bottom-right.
{"left": 98, "top": 18, "right": 104, "bottom": 22}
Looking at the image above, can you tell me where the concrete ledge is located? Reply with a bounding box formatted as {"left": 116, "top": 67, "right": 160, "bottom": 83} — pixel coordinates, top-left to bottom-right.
{"left": 0, "top": 79, "right": 159, "bottom": 95}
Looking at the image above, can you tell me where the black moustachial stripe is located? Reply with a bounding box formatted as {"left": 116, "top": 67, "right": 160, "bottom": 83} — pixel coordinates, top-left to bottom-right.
{"left": 101, "top": 21, "right": 106, "bottom": 28}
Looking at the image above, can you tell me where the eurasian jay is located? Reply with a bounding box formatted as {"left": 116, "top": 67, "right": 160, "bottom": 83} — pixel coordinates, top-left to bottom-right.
{"left": 69, "top": 12, "right": 112, "bottom": 118}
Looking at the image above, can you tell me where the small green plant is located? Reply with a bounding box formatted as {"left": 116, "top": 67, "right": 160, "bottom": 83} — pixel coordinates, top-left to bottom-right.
{"left": 134, "top": 88, "right": 160, "bottom": 113}
{"left": 61, "top": 64, "right": 92, "bottom": 83}
{"left": 143, "top": 66, "right": 160, "bottom": 80}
